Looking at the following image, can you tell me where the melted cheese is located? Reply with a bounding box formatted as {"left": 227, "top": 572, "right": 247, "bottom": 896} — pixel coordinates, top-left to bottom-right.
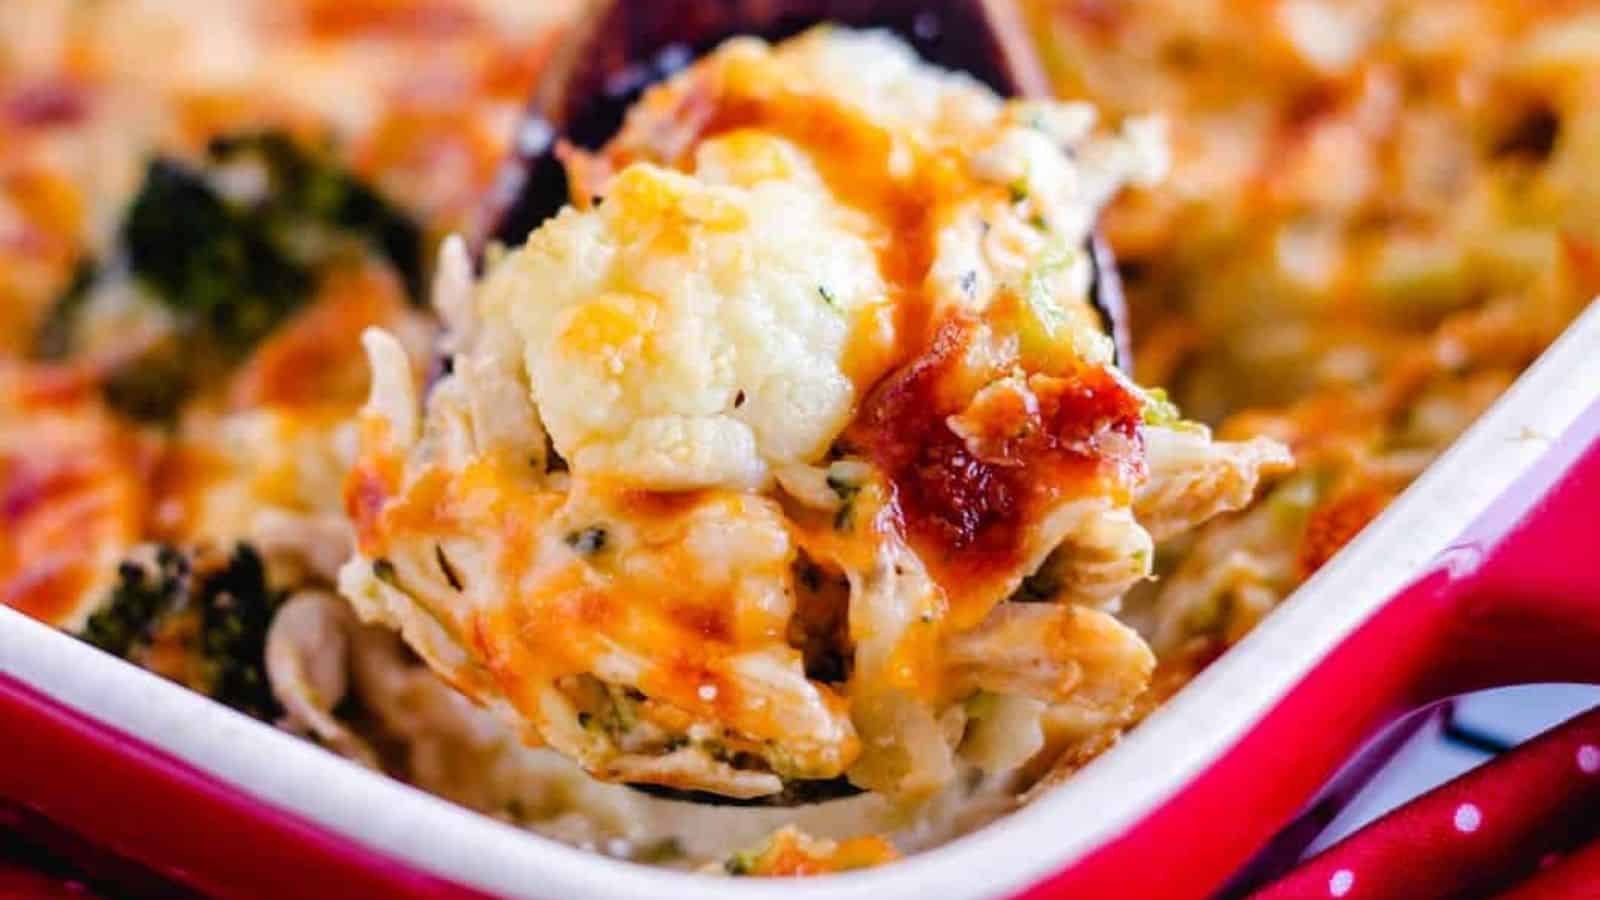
{"left": 0, "top": 375, "right": 156, "bottom": 629}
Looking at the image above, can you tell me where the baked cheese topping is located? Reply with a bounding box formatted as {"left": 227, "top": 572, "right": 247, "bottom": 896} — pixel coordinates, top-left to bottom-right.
{"left": 343, "top": 27, "right": 1289, "bottom": 800}
{"left": 0, "top": 379, "right": 156, "bottom": 631}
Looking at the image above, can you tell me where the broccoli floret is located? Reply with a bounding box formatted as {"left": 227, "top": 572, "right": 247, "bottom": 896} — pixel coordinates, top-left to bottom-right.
{"left": 80, "top": 546, "right": 190, "bottom": 657}
{"left": 195, "top": 544, "right": 282, "bottom": 720}
{"left": 36, "top": 130, "right": 424, "bottom": 423}
{"left": 122, "top": 157, "right": 312, "bottom": 350}
{"left": 121, "top": 134, "right": 425, "bottom": 348}
{"left": 76, "top": 543, "right": 284, "bottom": 721}
{"left": 209, "top": 132, "right": 424, "bottom": 301}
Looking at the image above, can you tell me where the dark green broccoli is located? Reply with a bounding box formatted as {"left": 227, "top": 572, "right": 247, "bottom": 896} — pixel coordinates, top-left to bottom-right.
{"left": 208, "top": 132, "right": 423, "bottom": 301}
{"left": 122, "top": 157, "right": 312, "bottom": 351}
{"left": 76, "top": 543, "right": 284, "bottom": 721}
{"left": 80, "top": 546, "right": 191, "bottom": 657}
{"left": 36, "top": 130, "right": 424, "bottom": 423}
{"left": 194, "top": 544, "right": 282, "bottom": 720}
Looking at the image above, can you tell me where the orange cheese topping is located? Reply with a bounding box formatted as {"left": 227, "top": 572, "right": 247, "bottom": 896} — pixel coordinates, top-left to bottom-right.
{"left": 0, "top": 403, "right": 156, "bottom": 627}
{"left": 730, "top": 826, "right": 899, "bottom": 877}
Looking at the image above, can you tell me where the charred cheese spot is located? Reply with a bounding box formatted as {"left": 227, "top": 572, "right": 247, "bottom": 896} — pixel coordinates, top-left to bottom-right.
{"left": 852, "top": 321, "right": 1143, "bottom": 624}
{"left": 667, "top": 602, "right": 733, "bottom": 643}
{"left": 618, "top": 488, "right": 711, "bottom": 520}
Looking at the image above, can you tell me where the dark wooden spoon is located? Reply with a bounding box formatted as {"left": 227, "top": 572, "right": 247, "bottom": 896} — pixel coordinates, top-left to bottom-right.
{"left": 474, "top": 0, "right": 1129, "bottom": 807}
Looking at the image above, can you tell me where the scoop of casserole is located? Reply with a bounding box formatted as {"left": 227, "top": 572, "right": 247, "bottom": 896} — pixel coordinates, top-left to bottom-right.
{"left": 341, "top": 28, "right": 1291, "bottom": 800}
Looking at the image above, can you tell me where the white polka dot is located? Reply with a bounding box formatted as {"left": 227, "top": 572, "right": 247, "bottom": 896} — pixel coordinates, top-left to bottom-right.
{"left": 1578, "top": 745, "right": 1600, "bottom": 775}
{"left": 1329, "top": 869, "right": 1355, "bottom": 897}
{"left": 1454, "top": 803, "right": 1482, "bottom": 833}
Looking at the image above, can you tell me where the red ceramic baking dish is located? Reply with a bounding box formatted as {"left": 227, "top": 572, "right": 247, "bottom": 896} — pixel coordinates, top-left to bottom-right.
{"left": 5, "top": 0, "right": 1600, "bottom": 893}
{"left": 2, "top": 294, "right": 1596, "bottom": 898}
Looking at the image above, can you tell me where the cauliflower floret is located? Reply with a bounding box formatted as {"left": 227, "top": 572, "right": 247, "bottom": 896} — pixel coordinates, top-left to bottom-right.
{"left": 480, "top": 162, "right": 885, "bottom": 491}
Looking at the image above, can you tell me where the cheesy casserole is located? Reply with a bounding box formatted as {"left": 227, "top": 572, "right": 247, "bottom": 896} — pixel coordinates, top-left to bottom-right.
{"left": 4, "top": 0, "right": 1593, "bottom": 878}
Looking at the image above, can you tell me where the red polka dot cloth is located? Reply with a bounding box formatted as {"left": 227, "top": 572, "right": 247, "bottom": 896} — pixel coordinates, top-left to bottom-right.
{"left": 1253, "top": 705, "right": 1600, "bottom": 899}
